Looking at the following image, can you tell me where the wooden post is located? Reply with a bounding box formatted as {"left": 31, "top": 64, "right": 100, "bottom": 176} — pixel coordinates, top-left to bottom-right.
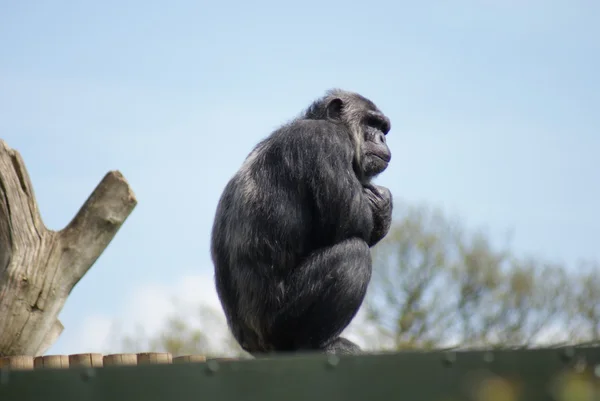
{"left": 173, "top": 355, "right": 207, "bottom": 364}
{"left": 69, "top": 353, "right": 104, "bottom": 368}
{"left": 103, "top": 353, "right": 138, "bottom": 366}
{"left": 0, "top": 139, "right": 137, "bottom": 357}
{"left": 34, "top": 355, "right": 70, "bottom": 369}
{"left": 137, "top": 352, "right": 173, "bottom": 365}
{"left": 0, "top": 355, "right": 34, "bottom": 370}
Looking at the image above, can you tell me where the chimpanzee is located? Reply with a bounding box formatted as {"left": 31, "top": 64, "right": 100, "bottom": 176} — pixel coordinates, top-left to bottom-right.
{"left": 210, "top": 89, "right": 393, "bottom": 355}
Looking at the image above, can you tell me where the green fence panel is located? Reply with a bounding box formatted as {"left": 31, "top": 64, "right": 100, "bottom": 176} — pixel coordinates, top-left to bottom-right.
{"left": 1, "top": 346, "right": 599, "bottom": 401}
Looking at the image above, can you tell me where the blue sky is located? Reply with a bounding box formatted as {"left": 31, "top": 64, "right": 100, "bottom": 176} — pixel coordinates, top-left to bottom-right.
{"left": 1, "top": 1, "right": 599, "bottom": 355}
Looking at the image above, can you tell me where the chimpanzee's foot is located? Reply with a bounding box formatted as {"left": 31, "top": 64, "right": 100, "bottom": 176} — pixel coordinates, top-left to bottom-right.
{"left": 324, "top": 337, "right": 362, "bottom": 355}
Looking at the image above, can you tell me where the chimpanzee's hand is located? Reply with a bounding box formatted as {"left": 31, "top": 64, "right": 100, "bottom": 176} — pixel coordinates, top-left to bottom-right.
{"left": 363, "top": 184, "right": 393, "bottom": 247}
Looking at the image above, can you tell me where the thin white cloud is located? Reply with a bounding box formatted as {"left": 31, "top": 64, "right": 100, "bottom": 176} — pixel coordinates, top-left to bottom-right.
{"left": 76, "top": 315, "right": 114, "bottom": 353}
{"left": 48, "top": 271, "right": 224, "bottom": 355}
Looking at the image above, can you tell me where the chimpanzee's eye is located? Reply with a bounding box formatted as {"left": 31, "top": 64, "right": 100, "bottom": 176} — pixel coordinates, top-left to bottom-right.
{"left": 366, "top": 116, "right": 389, "bottom": 135}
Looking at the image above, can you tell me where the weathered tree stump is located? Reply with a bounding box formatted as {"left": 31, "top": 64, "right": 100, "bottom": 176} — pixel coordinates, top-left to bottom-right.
{"left": 0, "top": 139, "right": 137, "bottom": 356}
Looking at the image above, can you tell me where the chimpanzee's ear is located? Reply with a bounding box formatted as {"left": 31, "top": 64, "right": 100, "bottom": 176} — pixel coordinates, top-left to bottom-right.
{"left": 326, "top": 98, "right": 343, "bottom": 121}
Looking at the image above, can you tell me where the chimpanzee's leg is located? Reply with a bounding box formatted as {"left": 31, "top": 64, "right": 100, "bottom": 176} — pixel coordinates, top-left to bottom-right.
{"left": 266, "top": 237, "right": 371, "bottom": 354}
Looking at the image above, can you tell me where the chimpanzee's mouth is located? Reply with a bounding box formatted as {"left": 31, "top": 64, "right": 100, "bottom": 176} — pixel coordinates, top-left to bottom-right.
{"left": 367, "top": 152, "right": 391, "bottom": 163}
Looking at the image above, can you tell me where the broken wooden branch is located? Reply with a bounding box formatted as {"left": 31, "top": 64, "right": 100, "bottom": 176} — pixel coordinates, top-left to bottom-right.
{"left": 0, "top": 139, "right": 137, "bottom": 356}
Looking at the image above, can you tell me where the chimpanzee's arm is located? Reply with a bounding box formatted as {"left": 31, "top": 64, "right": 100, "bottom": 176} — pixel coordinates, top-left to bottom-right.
{"left": 282, "top": 121, "right": 374, "bottom": 245}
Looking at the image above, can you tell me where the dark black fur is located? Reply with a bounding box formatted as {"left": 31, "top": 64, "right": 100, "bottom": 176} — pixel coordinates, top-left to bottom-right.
{"left": 211, "top": 89, "right": 393, "bottom": 355}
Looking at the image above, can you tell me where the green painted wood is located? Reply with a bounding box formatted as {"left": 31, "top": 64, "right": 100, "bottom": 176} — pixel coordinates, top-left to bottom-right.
{"left": 1, "top": 346, "right": 599, "bottom": 401}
